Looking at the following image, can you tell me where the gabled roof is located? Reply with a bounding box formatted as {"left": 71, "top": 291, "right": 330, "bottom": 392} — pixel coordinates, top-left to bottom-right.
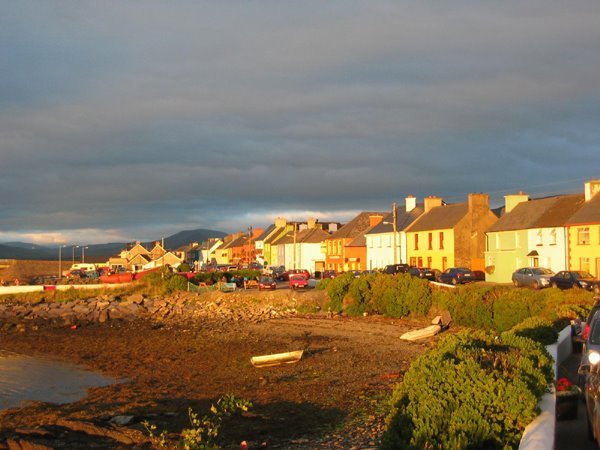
{"left": 264, "top": 227, "right": 287, "bottom": 244}
{"left": 367, "top": 205, "right": 424, "bottom": 235}
{"left": 328, "top": 212, "right": 386, "bottom": 240}
{"left": 567, "top": 192, "right": 600, "bottom": 225}
{"left": 255, "top": 224, "right": 277, "bottom": 241}
{"left": 487, "top": 194, "right": 584, "bottom": 232}
{"left": 278, "top": 228, "right": 330, "bottom": 245}
{"left": 224, "top": 235, "right": 247, "bottom": 248}
{"left": 406, "top": 203, "right": 468, "bottom": 232}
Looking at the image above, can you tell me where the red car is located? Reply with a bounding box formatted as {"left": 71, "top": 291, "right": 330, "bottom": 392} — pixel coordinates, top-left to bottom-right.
{"left": 258, "top": 276, "right": 277, "bottom": 290}
{"left": 289, "top": 274, "right": 309, "bottom": 289}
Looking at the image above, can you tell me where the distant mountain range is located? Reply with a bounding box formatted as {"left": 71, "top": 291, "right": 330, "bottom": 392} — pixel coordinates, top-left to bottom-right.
{"left": 0, "top": 228, "right": 227, "bottom": 260}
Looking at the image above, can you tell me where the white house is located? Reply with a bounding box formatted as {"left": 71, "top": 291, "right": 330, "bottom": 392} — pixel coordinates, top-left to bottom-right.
{"left": 365, "top": 196, "right": 423, "bottom": 270}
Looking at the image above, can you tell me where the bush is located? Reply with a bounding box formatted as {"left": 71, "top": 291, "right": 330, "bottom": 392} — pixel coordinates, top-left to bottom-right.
{"left": 325, "top": 272, "right": 356, "bottom": 312}
{"left": 506, "top": 316, "right": 559, "bottom": 346}
{"left": 177, "top": 262, "right": 192, "bottom": 273}
{"left": 381, "top": 331, "right": 554, "bottom": 450}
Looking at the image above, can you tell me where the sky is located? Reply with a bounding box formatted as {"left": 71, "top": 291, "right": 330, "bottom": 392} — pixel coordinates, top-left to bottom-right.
{"left": 1, "top": 1, "right": 600, "bottom": 245}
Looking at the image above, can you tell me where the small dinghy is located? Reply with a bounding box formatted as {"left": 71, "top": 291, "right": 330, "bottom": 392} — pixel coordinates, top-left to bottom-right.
{"left": 251, "top": 350, "right": 304, "bottom": 368}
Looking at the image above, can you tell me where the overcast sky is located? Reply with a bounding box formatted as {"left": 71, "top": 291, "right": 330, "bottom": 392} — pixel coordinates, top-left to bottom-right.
{"left": 1, "top": 1, "right": 599, "bottom": 245}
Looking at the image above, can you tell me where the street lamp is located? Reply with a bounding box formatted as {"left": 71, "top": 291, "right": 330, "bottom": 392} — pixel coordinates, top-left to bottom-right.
{"left": 72, "top": 245, "right": 79, "bottom": 266}
{"left": 58, "top": 245, "right": 67, "bottom": 279}
{"left": 81, "top": 246, "right": 89, "bottom": 263}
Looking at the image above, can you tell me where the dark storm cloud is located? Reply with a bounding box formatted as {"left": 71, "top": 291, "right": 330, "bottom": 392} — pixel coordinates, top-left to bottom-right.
{"left": 1, "top": 1, "right": 600, "bottom": 244}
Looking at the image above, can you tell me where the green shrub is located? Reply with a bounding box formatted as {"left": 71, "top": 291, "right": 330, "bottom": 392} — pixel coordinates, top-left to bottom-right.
{"left": 177, "top": 262, "right": 192, "bottom": 272}
{"left": 381, "top": 331, "right": 553, "bottom": 450}
{"left": 345, "top": 273, "right": 378, "bottom": 316}
{"left": 325, "top": 272, "right": 356, "bottom": 312}
{"left": 505, "top": 316, "right": 559, "bottom": 346}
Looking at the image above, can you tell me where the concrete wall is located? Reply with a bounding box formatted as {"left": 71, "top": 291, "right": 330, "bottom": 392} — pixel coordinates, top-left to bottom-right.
{"left": 519, "top": 324, "right": 572, "bottom": 450}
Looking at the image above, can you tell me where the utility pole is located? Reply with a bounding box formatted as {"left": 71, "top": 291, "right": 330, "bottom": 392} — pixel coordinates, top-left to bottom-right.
{"left": 293, "top": 223, "right": 297, "bottom": 270}
{"left": 392, "top": 202, "right": 398, "bottom": 265}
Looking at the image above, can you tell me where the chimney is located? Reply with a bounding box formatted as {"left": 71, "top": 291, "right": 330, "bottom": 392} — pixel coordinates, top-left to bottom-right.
{"left": 424, "top": 196, "right": 443, "bottom": 213}
{"left": 405, "top": 195, "right": 416, "bottom": 212}
{"left": 369, "top": 214, "right": 384, "bottom": 227}
{"left": 275, "top": 217, "right": 287, "bottom": 228}
{"left": 585, "top": 180, "right": 600, "bottom": 201}
{"left": 504, "top": 192, "right": 529, "bottom": 213}
{"left": 468, "top": 192, "right": 489, "bottom": 212}
{"left": 307, "top": 217, "right": 318, "bottom": 229}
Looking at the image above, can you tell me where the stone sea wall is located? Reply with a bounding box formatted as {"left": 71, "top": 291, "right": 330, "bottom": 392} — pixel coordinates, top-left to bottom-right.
{"left": 0, "top": 291, "right": 305, "bottom": 332}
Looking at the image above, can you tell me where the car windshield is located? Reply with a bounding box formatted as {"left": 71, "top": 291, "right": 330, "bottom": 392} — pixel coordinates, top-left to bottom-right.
{"left": 574, "top": 271, "right": 594, "bottom": 279}
{"left": 532, "top": 268, "right": 553, "bottom": 275}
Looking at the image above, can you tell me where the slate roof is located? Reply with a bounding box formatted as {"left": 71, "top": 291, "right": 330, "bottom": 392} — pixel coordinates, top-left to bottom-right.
{"left": 487, "top": 194, "right": 585, "bottom": 232}
{"left": 276, "top": 228, "right": 330, "bottom": 245}
{"left": 367, "top": 205, "right": 425, "bottom": 234}
{"left": 255, "top": 224, "right": 276, "bottom": 241}
{"left": 567, "top": 192, "right": 600, "bottom": 225}
{"left": 328, "top": 212, "right": 386, "bottom": 240}
{"left": 405, "top": 203, "right": 469, "bottom": 232}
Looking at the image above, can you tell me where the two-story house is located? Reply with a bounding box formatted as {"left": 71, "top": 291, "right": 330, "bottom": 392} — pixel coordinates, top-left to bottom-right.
{"left": 325, "top": 212, "right": 386, "bottom": 272}
{"left": 565, "top": 180, "right": 600, "bottom": 277}
{"left": 365, "top": 196, "right": 424, "bottom": 269}
{"left": 405, "top": 193, "right": 498, "bottom": 272}
{"left": 484, "top": 192, "right": 585, "bottom": 283}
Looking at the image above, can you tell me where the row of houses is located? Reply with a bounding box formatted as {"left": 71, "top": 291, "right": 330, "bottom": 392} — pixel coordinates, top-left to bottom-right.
{"left": 111, "top": 179, "right": 600, "bottom": 284}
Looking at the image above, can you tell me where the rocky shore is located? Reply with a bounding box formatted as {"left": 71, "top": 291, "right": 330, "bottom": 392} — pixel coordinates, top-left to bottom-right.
{"left": 0, "top": 290, "right": 306, "bottom": 333}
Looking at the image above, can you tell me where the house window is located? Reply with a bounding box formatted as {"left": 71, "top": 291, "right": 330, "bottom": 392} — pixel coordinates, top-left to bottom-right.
{"left": 536, "top": 230, "right": 543, "bottom": 246}
{"left": 578, "top": 227, "right": 590, "bottom": 245}
{"left": 550, "top": 229, "right": 557, "bottom": 245}
{"left": 410, "top": 257, "right": 417, "bottom": 266}
{"left": 442, "top": 257, "right": 448, "bottom": 271}
{"left": 414, "top": 234, "right": 419, "bottom": 250}
{"left": 439, "top": 232, "right": 444, "bottom": 250}
{"left": 428, "top": 233, "right": 433, "bottom": 250}
{"left": 427, "top": 256, "right": 432, "bottom": 268}
{"left": 581, "top": 257, "right": 591, "bottom": 272}
{"left": 417, "top": 257, "right": 423, "bottom": 267}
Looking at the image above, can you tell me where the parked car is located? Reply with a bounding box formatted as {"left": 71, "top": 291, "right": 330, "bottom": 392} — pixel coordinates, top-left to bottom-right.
{"left": 289, "top": 273, "right": 309, "bottom": 289}
{"left": 578, "top": 298, "right": 600, "bottom": 343}
{"left": 511, "top": 267, "right": 554, "bottom": 289}
{"left": 578, "top": 310, "right": 600, "bottom": 443}
{"left": 439, "top": 268, "right": 474, "bottom": 285}
{"left": 278, "top": 269, "right": 310, "bottom": 281}
{"left": 383, "top": 264, "right": 411, "bottom": 275}
{"left": 408, "top": 267, "right": 438, "bottom": 281}
{"left": 322, "top": 270, "right": 337, "bottom": 279}
{"left": 471, "top": 270, "right": 486, "bottom": 281}
{"left": 258, "top": 276, "right": 277, "bottom": 291}
{"left": 550, "top": 271, "right": 600, "bottom": 293}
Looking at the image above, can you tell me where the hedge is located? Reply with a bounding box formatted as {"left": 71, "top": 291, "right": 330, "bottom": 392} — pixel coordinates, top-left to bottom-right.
{"left": 381, "top": 330, "right": 554, "bottom": 450}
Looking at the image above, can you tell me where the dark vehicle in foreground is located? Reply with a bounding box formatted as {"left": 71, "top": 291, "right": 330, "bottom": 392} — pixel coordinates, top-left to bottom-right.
{"left": 578, "top": 309, "right": 600, "bottom": 444}
{"left": 258, "top": 276, "right": 277, "bottom": 291}
{"left": 383, "top": 264, "right": 411, "bottom": 275}
{"left": 577, "top": 298, "right": 600, "bottom": 343}
{"left": 439, "top": 268, "right": 474, "bottom": 285}
{"left": 408, "top": 267, "right": 438, "bottom": 281}
{"left": 550, "top": 271, "right": 600, "bottom": 293}
{"left": 511, "top": 267, "right": 554, "bottom": 289}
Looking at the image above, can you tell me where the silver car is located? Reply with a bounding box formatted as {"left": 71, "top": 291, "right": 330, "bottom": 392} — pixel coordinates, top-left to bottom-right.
{"left": 511, "top": 267, "right": 554, "bottom": 289}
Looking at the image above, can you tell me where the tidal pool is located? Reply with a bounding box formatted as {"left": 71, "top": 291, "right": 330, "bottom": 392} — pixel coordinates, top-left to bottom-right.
{"left": 0, "top": 349, "right": 116, "bottom": 410}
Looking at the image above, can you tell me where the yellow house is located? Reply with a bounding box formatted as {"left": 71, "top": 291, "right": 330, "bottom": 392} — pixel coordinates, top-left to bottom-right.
{"left": 405, "top": 194, "right": 498, "bottom": 271}
{"left": 566, "top": 180, "right": 600, "bottom": 277}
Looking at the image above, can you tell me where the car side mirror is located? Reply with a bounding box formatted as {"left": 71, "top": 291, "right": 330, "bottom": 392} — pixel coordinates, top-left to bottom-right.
{"left": 579, "top": 364, "right": 591, "bottom": 375}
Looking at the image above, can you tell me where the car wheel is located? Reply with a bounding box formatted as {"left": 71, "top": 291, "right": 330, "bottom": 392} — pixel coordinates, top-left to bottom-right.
{"left": 552, "top": 282, "right": 558, "bottom": 289}
{"left": 451, "top": 278, "right": 458, "bottom": 285}
{"left": 533, "top": 280, "right": 540, "bottom": 290}
{"left": 513, "top": 279, "right": 519, "bottom": 287}
{"left": 594, "top": 285, "right": 600, "bottom": 294}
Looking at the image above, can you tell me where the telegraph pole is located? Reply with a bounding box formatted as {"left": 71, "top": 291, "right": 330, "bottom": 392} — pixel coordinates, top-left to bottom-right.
{"left": 392, "top": 202, "right": 398, "bottom": 265}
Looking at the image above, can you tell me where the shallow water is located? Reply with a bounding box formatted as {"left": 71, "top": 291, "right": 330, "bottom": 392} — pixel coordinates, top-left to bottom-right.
{"left": 0, "top": 349, "right": 115, "bottom": 410}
